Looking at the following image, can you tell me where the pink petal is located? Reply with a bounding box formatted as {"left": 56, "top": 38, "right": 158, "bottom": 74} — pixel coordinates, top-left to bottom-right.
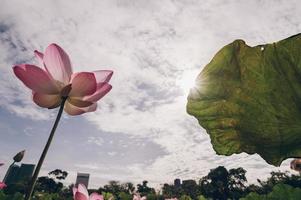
{"left": 13, "top": 64, "right": 59, "bottom": 94}
{"left": 64, "top": 101, "right": 97, "bottom": 116}
{"left": 89, "top": 193, "right": 104, "bottom": 200}
{"left": 73, "top": 187, "right": 78, "bottom": 197}
{"left": 83, "top": 83, "right": 112, "bottom": 102}
{"left": 78, "top": 184, "right": 89, "bottom": 199}
{"left": 69, "top": 72, "right": 96, "bottom": 97}
{"left": 34, "top": 50, "right": 44, "bottom": 67}
{"left": 75, "top": 192, "right": 89, "bottom": 200}
{"left": 68, "top": 97, "right": 93, "bottom": 108}
{"left": 93, "top": 70, "right": 113, "bottom": 83}
{"left": 32, "top": 92, "right": 61, "bottom": 109}
{"left": 44, "top": 43, "right": 73, "bottom": 84}
{"left": 0, "top": 182, "right": 6, "bottom": 190}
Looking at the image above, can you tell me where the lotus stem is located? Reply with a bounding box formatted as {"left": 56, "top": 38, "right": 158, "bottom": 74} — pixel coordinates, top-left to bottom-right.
{"left": 24, "top": 97, "right": 67, "bottom": 200}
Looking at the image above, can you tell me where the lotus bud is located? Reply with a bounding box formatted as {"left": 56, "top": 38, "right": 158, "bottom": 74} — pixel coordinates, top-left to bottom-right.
{"left": 13, "top": 150, "right": 25, "bottom": 162}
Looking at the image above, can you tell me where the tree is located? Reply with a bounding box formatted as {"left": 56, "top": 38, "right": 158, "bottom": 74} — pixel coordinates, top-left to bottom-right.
{"left": 118, "top": 192, "right": 131, "bottom": 200}
{"left": 228, "top": 167, "right": 247, "bottom": 199}
{"left": 242, "top": 183, "right": 301, "bottom": 200}
{"left": 182, "top": 180, "right": 200, "bottom": 199}
{"left": 125, "top": 182, "right": 135, "bottom": 194}
{"left": 200, "top": 166, "right": 248, "bottom": 200}
{"left": 200, "top": 166, "right": 229, "bottom": 200}
{"left": 48, "top": 169, "right": 68, "bottom": 181}
{"left": 162, "top": 183, "right": 184, "bottom": 198}
{"left": 103, "top": 181, "right": 128, "bottom": 198}
{"left": 35, "top": 176, "right": 63, "bottom": 194}
{"left": 179, "top": 194, "right": 192, "bottom": 200}
{"left": 34, "top": 169, "right": 68, "bottom": 195}
{"left": 137, "top": 181, "right": 155, "bottom": 196}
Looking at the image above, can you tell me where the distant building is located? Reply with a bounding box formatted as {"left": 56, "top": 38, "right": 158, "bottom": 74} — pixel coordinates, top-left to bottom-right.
{"left": 174, "top": 178, "right": 181, "bottom": 187}
{"left": 75, "top": 173, "right": 90, "bottom": 188}
{"left": 3, "top": 163, "right": 35, "bottom": 185}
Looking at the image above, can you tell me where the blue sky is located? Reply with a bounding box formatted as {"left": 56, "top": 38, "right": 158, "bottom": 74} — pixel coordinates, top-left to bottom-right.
{"left": 0, "top": 0, "right": 300, "bottom": 188}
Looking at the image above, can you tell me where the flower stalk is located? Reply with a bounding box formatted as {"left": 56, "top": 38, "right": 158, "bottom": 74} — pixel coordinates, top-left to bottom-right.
{"left": 24, "top": 97, "right": 67, "bottom": 200}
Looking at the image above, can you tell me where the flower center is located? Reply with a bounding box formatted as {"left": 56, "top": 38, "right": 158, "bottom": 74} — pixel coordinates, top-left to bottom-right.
{"left": 60, "top": 84, "right": 72, "bottom": 98}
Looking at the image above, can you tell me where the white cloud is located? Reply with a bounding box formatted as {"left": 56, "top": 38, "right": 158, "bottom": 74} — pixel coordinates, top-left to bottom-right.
{"left": 0, "top": 0, "right": 301, "bottom": 187}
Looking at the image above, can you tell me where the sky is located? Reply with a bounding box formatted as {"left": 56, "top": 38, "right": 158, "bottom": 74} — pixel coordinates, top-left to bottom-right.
{"left": 0, "top": 0, "right": 300, "bottom": 189}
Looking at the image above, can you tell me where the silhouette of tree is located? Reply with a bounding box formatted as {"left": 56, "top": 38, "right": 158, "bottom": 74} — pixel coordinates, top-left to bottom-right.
{"left": 200, "top": 166, "right": 229, "bottom": 200}
{"left": 200, "top": 166, "right": 248, "bottom": 200}
{"left": 35, "top": 176, "right": 63, "bottom": 194}
{"left": 48, "top": 169, "right": 68, "bottom": 180}
{"left": 182, "top": 179, "right": 200, "bottom": 199}
{"left": 122, "top": 182, "right": 135, "bottom": 194}
{"left": 228, "top": 167, "right": 247, "bottom": 199}
{"left": 137, "top": 180, "right": 155, "bottom": 196}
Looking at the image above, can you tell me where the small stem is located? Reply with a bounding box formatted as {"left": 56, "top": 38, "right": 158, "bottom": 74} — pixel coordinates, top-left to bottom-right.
{"left": 24, "top": 97, "right": 67, "bottom": 200}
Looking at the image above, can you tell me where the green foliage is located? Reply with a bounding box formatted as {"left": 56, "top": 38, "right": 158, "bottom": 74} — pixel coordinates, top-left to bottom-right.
{"left": 182, "top": 180, "right": 200, "bottom": 199}
{"left": 162, "top": 183, "right": 183, "bottom": 198}
{"left": 2, "top": 166, "right": 301, "bottom": 200}
{"left": 200, "top": 166, "right": 247, "bottom": 200}
{"left": 146, "top": 193, "right": 159, "bottom": 200}
{"left": 137, "top": 180, "right": 155, "bottom": 196}
{"left": 240, "top": 192, "right": 262, "bottom": 200}
{"left": 187, "top": 33, "right": 301, "bottom": 166}
{"left": 241, "top": 184, "right": 301, "bottom": 200}
{"left": 197, "top": 195, "right": 207, "bottom": 200}
{"left": 0, "top": 191, "right": 5, "bottom": 200}
{"left": 102, "top": 192, "right": 115, "bottom": 200}
{"left": 119, "top": 192, "right": 132, "bottom": 200}
{"left": 0, "top": 192, "right": 23, "bottom": 200}
{"left": 32, "top": 192, "right": 60, "bottom": 200}
{"left": 103, "top": 181, "right": 135, "bottom": 198}
{"left": 179, "top": 194, "right": 192, "bottom": 200}
{"left": 35, "top": 176, "right": 63, "bottom": 193}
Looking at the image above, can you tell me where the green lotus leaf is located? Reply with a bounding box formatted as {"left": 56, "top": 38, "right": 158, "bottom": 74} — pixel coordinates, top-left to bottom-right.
{"left": 187, "top": 34, "right": 301, "bottom": 166}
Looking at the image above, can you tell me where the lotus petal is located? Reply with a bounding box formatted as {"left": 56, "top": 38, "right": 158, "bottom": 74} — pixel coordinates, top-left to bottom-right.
{"left": 93, "top": 70, "right": 113, "bottom": 83}
{"left": 69, "top": 72, "right": 97, "bottom": 97}
{"left": 89, "top": 193, "right": 104, "bottom": 200}
{"left": 44, "top": 43, "right": 73, "bottom": 84}
{"left": 74, "top": 192, "right": 89, "bottom": 200}
{"left": 13, "top": 64, "right": 59, "bottom": 94}
{"left": 64, "top": 101, "right": 97, "bottom": 116}
{"left": 83, "top": 83, "right": 112, "bottom": 102}
{"left": 33, "top": 92, "right": 61, "bottom": 109}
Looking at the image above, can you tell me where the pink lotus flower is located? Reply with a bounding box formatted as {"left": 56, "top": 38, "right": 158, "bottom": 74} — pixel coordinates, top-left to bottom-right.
{"left": 133, "top": 194, "right": 147, "bottom": 200}
{"left": 0, "top": 163, "right": 6, "bottom": 190}
{"left": 13, "top": 43, "right": 113, "bottom": 115}
{"left": 73, "top": 184, "right": 104, "bottom": 200}
{"left": 0, "top": 182, "right": 6, "bottom": 190}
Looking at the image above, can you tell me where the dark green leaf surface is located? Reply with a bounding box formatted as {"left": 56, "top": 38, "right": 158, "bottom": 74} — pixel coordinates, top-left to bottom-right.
{"left": 187, "top": 34, "right": 301, "bottom": 166}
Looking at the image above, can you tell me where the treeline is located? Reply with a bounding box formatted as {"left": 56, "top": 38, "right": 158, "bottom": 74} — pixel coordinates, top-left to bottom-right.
{"left": 1, "top": 166, "right": 301, "bottom": 200}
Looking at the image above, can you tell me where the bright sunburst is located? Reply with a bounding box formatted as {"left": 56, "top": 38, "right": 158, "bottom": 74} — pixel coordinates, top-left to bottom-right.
{"left": 176, "top": 69, "right": 199, "bottom": 95}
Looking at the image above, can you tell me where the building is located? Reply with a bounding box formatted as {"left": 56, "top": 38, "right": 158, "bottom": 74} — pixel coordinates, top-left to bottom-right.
{"left": 3, "top": 163, "right": 35, "bottom": 185}
{"left": 75, "top": 173, "right": 90, "bottom": 188}
{"left": 174, "top": 178, "right": 181, "bottom": 187}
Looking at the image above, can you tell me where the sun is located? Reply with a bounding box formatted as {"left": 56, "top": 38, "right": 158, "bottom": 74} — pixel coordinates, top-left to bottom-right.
{"left": 176, "top": 69, "right": 199, "bottom": 95}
